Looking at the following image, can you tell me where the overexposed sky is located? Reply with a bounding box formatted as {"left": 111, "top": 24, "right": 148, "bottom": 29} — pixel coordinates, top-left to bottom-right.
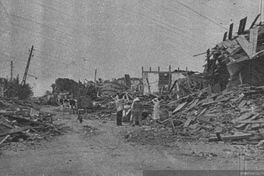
{"left": 0, "top": 0, "right": 261, "bottom": 96}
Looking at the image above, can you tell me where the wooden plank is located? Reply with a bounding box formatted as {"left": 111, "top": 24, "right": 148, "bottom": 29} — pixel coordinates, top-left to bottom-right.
{"left": 233, "top": 55, "right": 250, "bottom": 63}
{"left": 0, "top": 135, "right": 10, "bottom": 145}
{"left": 238, "top": 18, "right": 244, "bottom": 35}
{"left": 247, "top": 113, "right": 260, "bottom": 121}
{"left": 0, "top": 122, "right": 14, "bottom": 129}
{"left": 0, "top": 126, "right": 31, "bottom": 137}
{"left": 172, "top": 102, "right": 187, "bottom": 114}
{"left": 209, "top": 133, "right": 252, "bottom": 142}
{"left": 249, "top": 27, "right": 259, "bottom": 56}
{"left": 184, "top": 116, "right": 194, "bottom": 128}
{"left": 228, "top": 23, "right": 233, "bottom": 39}
{"left": 197, "top": 108, "right": 207, "bottom": 117}
{"left": 182, "top": 99, "right": 199, "bottom": 113}
{"left": 231, "top": 112, "right": 253, "bottom": 123}
{"left": 223, "top": 32, "right": 227, "bottom": 41}
{"left": 202, "top": 101, "right": 217, "bottom": 106}
{"left": 222, "top": 133, "right": 253, "bottom": 140}
{"left": 250, "top": 14, "right": 260, "bottom": 28}
{"left": 226, "top": 45, "right": 241, "bottom": 54}
{"left": 241, "top": 17, "right": 247, "bottom": 33}
{"left": 236, "top": 35, "right": 251, "bottom": 58}
{"left": 235, "top": 123, "right": 247, "bottom": 129}
{"left": 239, "top": 120, "right": 264, "bottom": 124}
{"left": 189, "top": 99, "right": 199, "bottom": 109}
{"left": 170, "top": 119, "right": 176, "bottom": 134}
{"left": 238, "top": 100, "right": 247, "bottom": 109}
{"left": 221, "top": 39, "right": 238, "bottom": 48}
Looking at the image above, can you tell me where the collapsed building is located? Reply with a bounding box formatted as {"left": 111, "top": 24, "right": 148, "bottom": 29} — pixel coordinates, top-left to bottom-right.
{"left": 142, "top": 67, "right": 204, "bottom": 97}
{"left": 205, "top": 15, "right": 264, "bottom": 93}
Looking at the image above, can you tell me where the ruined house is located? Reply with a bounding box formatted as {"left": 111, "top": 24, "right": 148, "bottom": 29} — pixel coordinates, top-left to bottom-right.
{"left": 142, "top": 67, "right": 188, "bottom": 95}
{"left": 205, "top": 15, "right": 264, "bottom": 93}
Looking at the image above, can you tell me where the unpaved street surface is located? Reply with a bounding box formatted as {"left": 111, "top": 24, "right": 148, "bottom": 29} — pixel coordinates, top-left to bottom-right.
{"left": 1, "top": 107, "right": 264, "bottom": 176}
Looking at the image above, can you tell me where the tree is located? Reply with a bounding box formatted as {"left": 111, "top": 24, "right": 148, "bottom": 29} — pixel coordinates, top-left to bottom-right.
{"left": 4, "top": 76, "right": 33, "bottom": 100}
{"left": 18, "top": 84, "right": 33, "bottom": 100}
{"left": 52, "top": 78, "right": 80, "bottom": 98}
{"left": 51, "top": 78, "right": 98, "bottom": 99}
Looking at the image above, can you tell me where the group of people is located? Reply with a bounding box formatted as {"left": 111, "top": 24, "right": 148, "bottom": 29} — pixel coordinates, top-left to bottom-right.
{"left": 59, "top": 98, "right": 78, "bottom": 113}
{"left": 114, "top": 93, "right": 161, "bottom": 126}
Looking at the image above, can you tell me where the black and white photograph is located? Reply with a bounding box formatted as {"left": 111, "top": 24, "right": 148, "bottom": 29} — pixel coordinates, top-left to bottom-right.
{"left": 1, "top": 0, "right": 264, "bottom": 176}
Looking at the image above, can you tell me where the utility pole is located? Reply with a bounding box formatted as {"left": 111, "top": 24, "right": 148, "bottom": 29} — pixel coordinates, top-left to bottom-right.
{"left": 94, "top": 69, "right": 97, "bottom": 83}
{"left": 21, "top": 45, "right": 34, "bottom": 86}
{"left": 10, "top": 61, "right": 13, "bottom": 81}
{"left": 261, "top": 0, "right": 263, "bottom": 23}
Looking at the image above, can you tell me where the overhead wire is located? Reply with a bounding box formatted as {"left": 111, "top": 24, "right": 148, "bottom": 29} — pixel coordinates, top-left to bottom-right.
{"left": 20, "top": 0, "right": 77, "bottom": 20}
{"left": 173, "top": 0, "right": 228, "bottom": 30}
{"left": 121, "top": 4, "right": 213, "bottom": 49}
{"left": 0, "top": 44, "right": 88, "bottom": 71}
{"left": 145, "top": 0, "right": 217, "bottom": 45}
{"left": 1, "top": 0, "right": 220, "bottom": 77}
{"left": 0, "top": 2, "right": 82, "bottom": 57}
{"left": 0, "top": 21, "right": 91, "bottom": 64}
{"left": 0, "top": 51, "right": 73, "bottom": 78}
{"left": 0, "top": 10, "right": 73, "bottom": 40}
{"left": 0, "top": 46, "right": 91, "bottom": 78}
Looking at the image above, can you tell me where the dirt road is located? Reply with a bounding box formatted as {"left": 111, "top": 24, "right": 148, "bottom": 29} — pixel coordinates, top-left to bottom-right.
{"left": 0, "top": 108, "right": 264, "bottom": 176}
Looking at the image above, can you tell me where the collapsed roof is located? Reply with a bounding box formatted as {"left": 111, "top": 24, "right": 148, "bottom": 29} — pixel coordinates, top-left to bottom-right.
{"left": 204, "top": 14, "right": 264, "bottom": 93}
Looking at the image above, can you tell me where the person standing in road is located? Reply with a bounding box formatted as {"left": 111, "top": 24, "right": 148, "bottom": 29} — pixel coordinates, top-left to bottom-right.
{"left": 131, "top": 97, "right": 143, "bottom": 126}
{"left": 152, "top": 98, "right": 161, "bottom": 121}
{"left": 114, "top": 93, "right": 125, "bottom": 126}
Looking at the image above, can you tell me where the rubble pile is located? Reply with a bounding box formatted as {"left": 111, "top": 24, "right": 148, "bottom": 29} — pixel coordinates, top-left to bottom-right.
{"left": 0, "top": 97, "right": 68, "bottom": 148}
{"left": 159, "top": 84, "right": 264, "bottom": 144}
{"left": 0, "top": 96, "right": 38, "bottom": 110}
{"left": 100, "top": 82, "right": 129, "bottom": 97}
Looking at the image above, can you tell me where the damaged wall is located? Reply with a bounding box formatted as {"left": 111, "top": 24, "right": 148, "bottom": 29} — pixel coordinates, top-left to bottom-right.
{"left": 142, "top": 72, "right": 159, "bottom": 95}
{"left": 142, "top": 71, "right": 186, "bottom": 95}
{"left": 240, "top": 56, "right": 264, "bottom": 86}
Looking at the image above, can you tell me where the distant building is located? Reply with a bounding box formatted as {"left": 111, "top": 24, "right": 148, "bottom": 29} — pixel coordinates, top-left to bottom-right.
{"left": 115, "top": 75, "right": 142, "bottom": 92}
{"left": 130, "top": 78, "right": 142, "bottom": 92}
{"left": 142, "top": 68, "right": 188, "bottom": 95}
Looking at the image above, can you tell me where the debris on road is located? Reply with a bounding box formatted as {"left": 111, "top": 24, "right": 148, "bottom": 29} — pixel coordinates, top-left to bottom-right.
{"left": 0, "top": 97, "right": 68, "bottom": 148}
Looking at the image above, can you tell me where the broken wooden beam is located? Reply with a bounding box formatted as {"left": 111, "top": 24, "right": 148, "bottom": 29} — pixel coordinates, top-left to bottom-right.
{"left": 228, "top": 23, "right": 233, "bottom": 40}
{"left": 0, "top": 126, "right": 31, "bottom": 137}
{"left": 0, "top": 135, "right": 10, "bottom": 145}
{"left": 170, "top": 119, "right": 176, "bottom": 134}
{"left": 209, "top": 133, "right": 253, "bottom": 142}
{"left": 231, "top": 112, "right": 254, "bottom": 123}
{"left": 250, "top": 14, "right": 261, "bottom": 29}
{"left": 172, "top": 102, "right": 187, "bottom": 114}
